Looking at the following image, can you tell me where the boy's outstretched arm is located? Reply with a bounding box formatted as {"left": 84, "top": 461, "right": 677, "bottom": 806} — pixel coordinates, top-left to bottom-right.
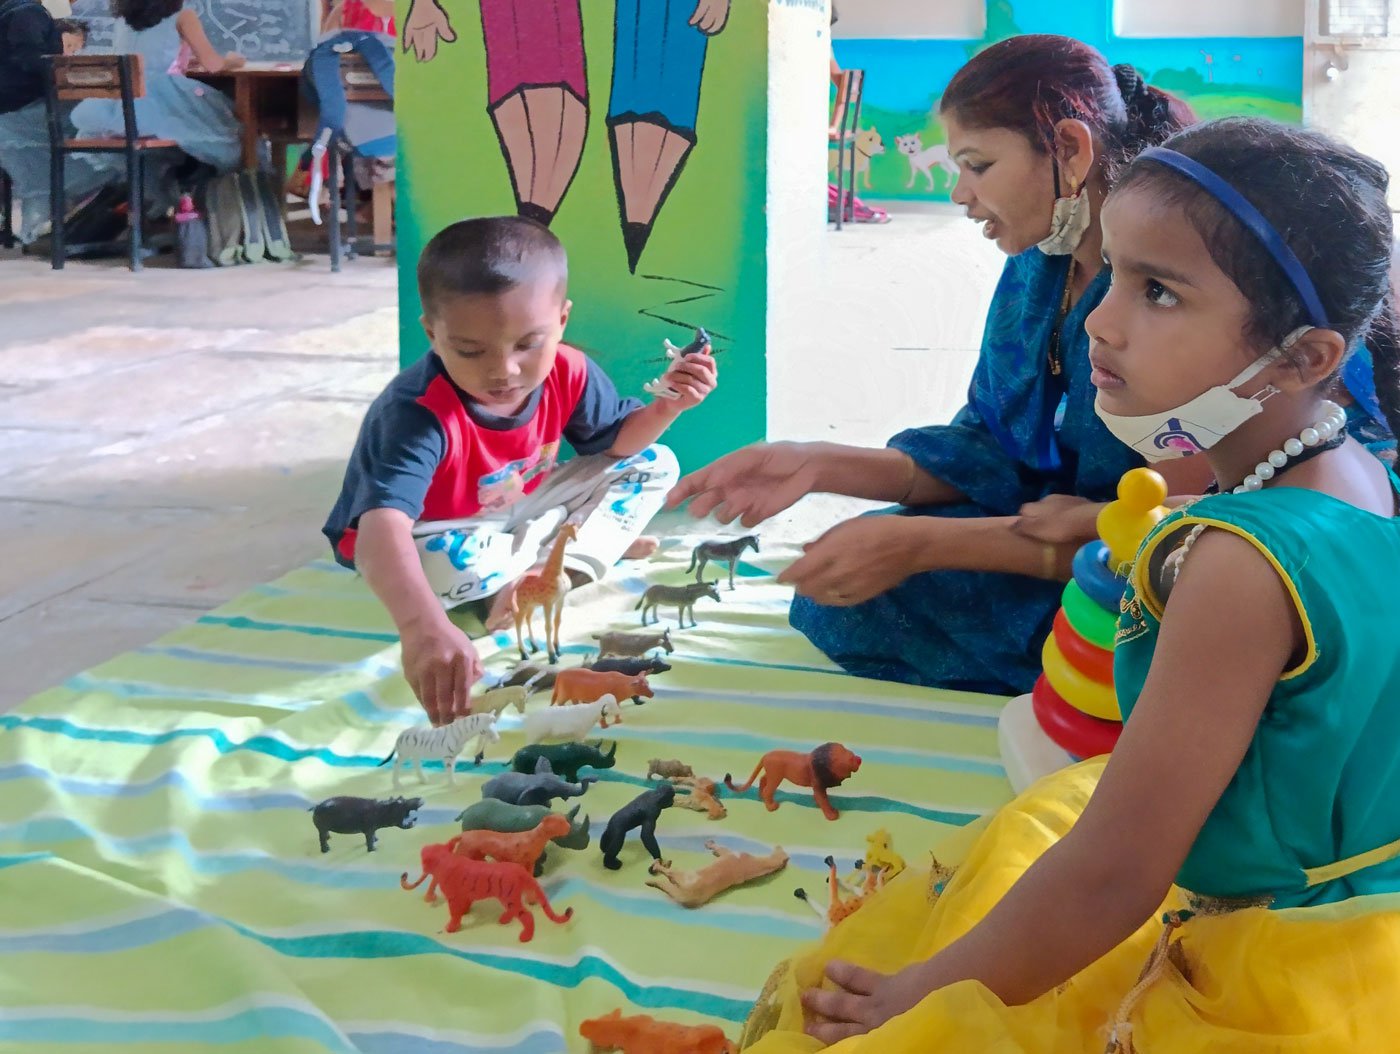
{"left": 608, "top": 352, "right": 718, "bottom": 456}
{"left": 356, "top": 508, "right": 482, "bottom": 725}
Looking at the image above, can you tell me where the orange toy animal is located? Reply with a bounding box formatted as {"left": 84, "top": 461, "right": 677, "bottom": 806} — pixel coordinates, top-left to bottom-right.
{"left": 794, "top": 854, "right": 884, "bottom": 928}
{"left": 724, "top": 742, "right": 862, "bottom": 821}
{"left": 511, "top": 523, "right": 577, "bottom": 664}
{"left": 551, "top": 669, "right": 653, "bottom": 707}
{"left": 670, "top": 775, "right": 727, "bottom": 820}
{"left": 579, "top": 1009, "right": 737, "bottom": 1054}
{"left": 446, "top": 813, "right": 572, "bottom": 878}
{"left": 400, "top": 843, "right": 572, "bottom": 942}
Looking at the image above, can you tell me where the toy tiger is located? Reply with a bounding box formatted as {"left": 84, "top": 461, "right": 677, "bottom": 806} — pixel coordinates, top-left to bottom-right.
{"left": 401, "top": 842, "right": 572, "bottom": 943}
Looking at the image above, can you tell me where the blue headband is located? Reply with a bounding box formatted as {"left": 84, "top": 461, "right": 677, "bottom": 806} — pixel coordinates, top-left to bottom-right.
{"left": 1137, "top": 146, "right": 1331, "bottom": 328}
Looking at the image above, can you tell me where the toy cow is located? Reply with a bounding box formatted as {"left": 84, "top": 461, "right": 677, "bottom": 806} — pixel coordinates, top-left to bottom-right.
{"left": 552, "top": 669, "right": 653, "bottom": 707}
{"left": 511, "top": 740, "right": 618, "bottom": 783}
{"left": 585, "top": 656, "right": 673, "bottom": 678}
{"left": 591, "top": 628, "right": 674, "bottom": 658}
{"left": 523, "top": 696, "right": 622, "bottom": 743}
{"left": 454, "top": 800, "right": 591, "bottom": 875}
{"left": 310, "top": 795, "right": 422, "bottom": 853}
{"left": 481, "top": 756, "right": 596, "bottom": 809}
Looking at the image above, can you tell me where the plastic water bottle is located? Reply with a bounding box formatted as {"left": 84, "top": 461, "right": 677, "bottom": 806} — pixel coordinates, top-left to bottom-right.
{"left": 174, "top": 192, "right": 212, "bottom": 268}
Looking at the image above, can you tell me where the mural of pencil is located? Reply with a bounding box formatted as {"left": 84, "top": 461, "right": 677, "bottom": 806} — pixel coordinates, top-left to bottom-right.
{"left": 480, "top": 0, "right": 589, "bottom": 226}
{"left": 608, "top": 0, "right": 730, "bottom": 272}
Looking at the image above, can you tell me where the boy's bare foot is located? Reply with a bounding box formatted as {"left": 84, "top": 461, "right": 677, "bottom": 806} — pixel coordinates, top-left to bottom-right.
{"left": 623, "top": 535, "right": 660, "bottom": 560}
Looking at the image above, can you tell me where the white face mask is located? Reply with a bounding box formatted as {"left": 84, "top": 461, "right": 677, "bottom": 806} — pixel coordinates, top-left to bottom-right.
{"left": 1094, "top": 327, "right": 1312, "bottom": 462}
{"left": 1036, "top": 187, "right": 1091, "bottom": 256}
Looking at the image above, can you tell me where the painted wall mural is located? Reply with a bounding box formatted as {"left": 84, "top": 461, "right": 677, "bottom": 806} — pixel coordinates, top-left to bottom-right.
{"left": 834, "top": 0, "right": 1304, "bottom": 202}
{"left": 397, "top": 0, "right": 764, "bottom": 469}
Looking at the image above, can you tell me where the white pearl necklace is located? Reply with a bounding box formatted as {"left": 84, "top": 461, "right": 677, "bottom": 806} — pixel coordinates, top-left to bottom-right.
{"left": 1232, "top": 400, "right": 1347, "bottom": 495}
{"left": 1172, "top": 401, "right": 1347, "bottom": 583}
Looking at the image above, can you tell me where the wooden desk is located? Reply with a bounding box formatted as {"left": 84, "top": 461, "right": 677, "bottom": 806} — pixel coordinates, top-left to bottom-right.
{"left": 190, "top": 62, "right": 315, "bottom": 171}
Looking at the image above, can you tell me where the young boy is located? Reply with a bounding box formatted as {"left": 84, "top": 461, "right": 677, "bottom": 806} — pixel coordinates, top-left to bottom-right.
{"left": 324, "top": 216, "right": 717, "bottom": 724}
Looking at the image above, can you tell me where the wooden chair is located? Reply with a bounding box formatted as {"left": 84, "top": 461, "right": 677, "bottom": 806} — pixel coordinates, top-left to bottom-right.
{"left": 828, "top": 67, "right": 865, "bottom": 231}
{"left": 44, "top": 54, "right": 179, "bottom": 271}
{"left": 326, "top": 52, "right": 394, "bottom": 272}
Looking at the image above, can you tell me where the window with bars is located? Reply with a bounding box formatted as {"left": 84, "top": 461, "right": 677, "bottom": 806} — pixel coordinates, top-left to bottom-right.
{"left": 1324, "top": 0, "right": 1400, "bottom": 35}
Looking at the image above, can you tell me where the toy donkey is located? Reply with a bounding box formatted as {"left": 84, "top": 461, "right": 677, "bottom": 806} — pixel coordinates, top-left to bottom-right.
{"left": 687, "top": 535, "right": 759, "bottom": 590}
{"left": 636, "top": 581, "right": 720, "bottom": 629}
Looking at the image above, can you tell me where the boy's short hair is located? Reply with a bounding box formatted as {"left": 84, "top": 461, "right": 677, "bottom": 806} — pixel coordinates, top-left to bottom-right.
{"left": 417, "top": 216, "right": 569, "bottom": 317}
{"left": 55, "top": 17, "right": 88, "bottom": 37}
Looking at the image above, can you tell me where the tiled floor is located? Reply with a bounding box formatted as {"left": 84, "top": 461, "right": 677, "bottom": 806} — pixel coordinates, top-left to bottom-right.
{"left": 0, "top": 207, "right": 1000, "bottom": 710}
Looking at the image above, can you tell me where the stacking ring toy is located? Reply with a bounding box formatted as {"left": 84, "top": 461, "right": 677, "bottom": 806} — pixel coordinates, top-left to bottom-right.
{"left": 1060, "top": 579, "right": 1118, "bottom": 652}
{"left": 1041, "top": 634, "right": 1120, "bottom": 721}
{"left": 1051, "top": 609, "right": 1114, "bottom": 683}
{"left": 1031, "top": 675, "right": 1122, "bottom": 758}
{"left": 1071, "top": 542, "right": 1126, "bottom": 613}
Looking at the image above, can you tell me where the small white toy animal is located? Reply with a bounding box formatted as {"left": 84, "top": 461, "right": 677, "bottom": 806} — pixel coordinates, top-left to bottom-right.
{"left": 471, "top": 684, "right": 529, "bottom": 718}
{"left": 523, "top": 695, "right": 622, "bottom": 745}
{"left": 379, "top": 713, "right": 500, "bottom": 789}
{"left": 895, "top": 132, "right": 958, "bottom": 191}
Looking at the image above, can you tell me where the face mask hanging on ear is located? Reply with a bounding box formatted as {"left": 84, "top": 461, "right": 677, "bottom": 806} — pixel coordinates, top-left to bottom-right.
{"left": 1093, "top": 327, "right": 1313, "bottom": 462}
{"left": 1036, "top": 168, "right": 1091, "bottom": 256}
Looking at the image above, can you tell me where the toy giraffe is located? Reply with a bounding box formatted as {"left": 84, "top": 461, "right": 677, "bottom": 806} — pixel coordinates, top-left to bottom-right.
{"left": 794, "top": 854, "right": 885, "bottom": 928}
{"left": 511, "top": 523, "right": 578, "bottom": 664}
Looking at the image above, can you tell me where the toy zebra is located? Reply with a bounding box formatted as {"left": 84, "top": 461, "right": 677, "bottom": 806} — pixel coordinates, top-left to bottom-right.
{"left": 380, "top": 713, "right": 500, "bottom": 789}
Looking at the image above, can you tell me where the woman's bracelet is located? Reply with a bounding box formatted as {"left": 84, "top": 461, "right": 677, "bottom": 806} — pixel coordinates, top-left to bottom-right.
{"left": 897, "top": 452, "right": 917, "bottom": 505}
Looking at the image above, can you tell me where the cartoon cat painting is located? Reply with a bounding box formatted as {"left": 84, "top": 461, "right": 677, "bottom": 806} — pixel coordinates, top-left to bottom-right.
{"left": 895, "top": 133, "right": 958, "bottom": 191}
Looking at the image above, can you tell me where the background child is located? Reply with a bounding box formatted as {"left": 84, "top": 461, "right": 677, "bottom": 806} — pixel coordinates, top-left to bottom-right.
{"left": 743, "top": 118, "right": 1400, "bottom": 1052}
{"left": 54, "top": 16, "right": 85, "bottom": 53}
{"left": 324, "top": 216, "right": 717, "bottom": 725}
{"left": 71, "top": 0, "right": 244, "bottom": 174}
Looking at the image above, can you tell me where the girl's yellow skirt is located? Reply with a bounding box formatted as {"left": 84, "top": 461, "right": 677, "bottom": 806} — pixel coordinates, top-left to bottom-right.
{"left": 741, "top": 759, "right": 1400, "bottom": 1053}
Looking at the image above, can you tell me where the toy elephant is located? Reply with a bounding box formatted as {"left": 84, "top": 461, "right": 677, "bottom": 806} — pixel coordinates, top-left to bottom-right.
{"left": 481, "top": 757, "right": 596, "bottom": 809}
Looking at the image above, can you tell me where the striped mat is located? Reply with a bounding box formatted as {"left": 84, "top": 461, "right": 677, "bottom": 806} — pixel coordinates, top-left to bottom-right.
{"left": 0, "top": 535, "right": 1013, "bottom": 1052}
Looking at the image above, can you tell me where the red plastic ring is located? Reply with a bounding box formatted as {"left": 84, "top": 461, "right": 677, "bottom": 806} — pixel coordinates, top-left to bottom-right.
{"left": 1052, "top": 608, "right": 1115, "bottom": 683}
{"left": 1031, "top": 675, "right": 1122, "bottom": 758}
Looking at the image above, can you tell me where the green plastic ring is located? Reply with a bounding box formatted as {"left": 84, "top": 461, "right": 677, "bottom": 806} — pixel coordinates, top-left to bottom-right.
{"left": 1061, "top": 580, "right": 1118, "bottom": 652}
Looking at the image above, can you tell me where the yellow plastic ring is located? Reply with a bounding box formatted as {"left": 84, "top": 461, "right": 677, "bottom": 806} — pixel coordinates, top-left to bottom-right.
{"left": 1041, "top": 633, "right": 1121, "bottom": 721}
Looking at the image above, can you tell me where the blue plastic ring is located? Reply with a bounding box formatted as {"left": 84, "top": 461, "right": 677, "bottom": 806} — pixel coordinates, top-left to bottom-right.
{"left": 1071, "top": 542, "right": 1126, "bottom": 615}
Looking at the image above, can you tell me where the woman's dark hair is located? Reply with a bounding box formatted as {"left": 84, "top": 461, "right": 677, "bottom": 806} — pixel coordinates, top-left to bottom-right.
{"left": 1116, "top": 117, "right": 1400, "bottom": 442}
{"left": 112, "top": 0, "right": 182, "bottom": 32}
{"left": 940, "top": 34, "right": 1195, "bottom": 182}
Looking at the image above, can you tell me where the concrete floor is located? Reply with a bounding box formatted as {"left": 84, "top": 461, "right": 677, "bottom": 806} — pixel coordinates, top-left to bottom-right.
{"left": 0, "top": 208, "right": 998, "bottom": 711}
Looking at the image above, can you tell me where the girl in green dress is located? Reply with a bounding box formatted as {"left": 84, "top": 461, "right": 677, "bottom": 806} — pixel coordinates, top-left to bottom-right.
{"left": 742, "top": 117, "right": 1400, "bottom": 1053}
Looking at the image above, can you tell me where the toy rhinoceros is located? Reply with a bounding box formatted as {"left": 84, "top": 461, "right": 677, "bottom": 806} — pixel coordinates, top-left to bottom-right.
{"left": 481, "top": 757, "right": 595, "bottom": 809}
{"left": 453, "top": 800, "right": 591, "bottom": 874}
{"left": 510, "top": 740, "right": 618, "bottom": 783}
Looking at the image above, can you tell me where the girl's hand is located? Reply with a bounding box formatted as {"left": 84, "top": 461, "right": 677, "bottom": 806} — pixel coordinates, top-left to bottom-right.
{"left": 402, "top": 0, "right": 456, "bottom": 62}
{"left": 667, "top": 441, "right": 819, "bottom": 527}
{"left": 1013, "top": 494, "right": 1102, "bottom": 545}
{"left": 801, "top": 959, "right": 936, "bottom": 1044}
{"left": 221, "top": 52, "right": 246, "bottom": 71}
{"left": 778, "top": 516, "right": 931, "bottom": 605}
{"left": 659, "top": 350, "right": 718, "bottom": 410}
{"left": 689, "top": 0, "right": 731, "bottom": 34}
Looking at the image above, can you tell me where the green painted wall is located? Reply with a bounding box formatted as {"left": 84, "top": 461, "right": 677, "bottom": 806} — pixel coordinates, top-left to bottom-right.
{"left": 397, "top": 0, "right": 770, "bottom": 470}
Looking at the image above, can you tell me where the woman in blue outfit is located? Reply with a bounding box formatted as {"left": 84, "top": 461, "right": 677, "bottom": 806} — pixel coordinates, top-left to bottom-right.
{"left": 0, "top": 0, "right": 119, "bottom": 242}
{"left": 670, "top": 35, "right": 1392, "bottom": 695}
{"left": 72, "top": 0, "right": 244, "bottom": 174}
